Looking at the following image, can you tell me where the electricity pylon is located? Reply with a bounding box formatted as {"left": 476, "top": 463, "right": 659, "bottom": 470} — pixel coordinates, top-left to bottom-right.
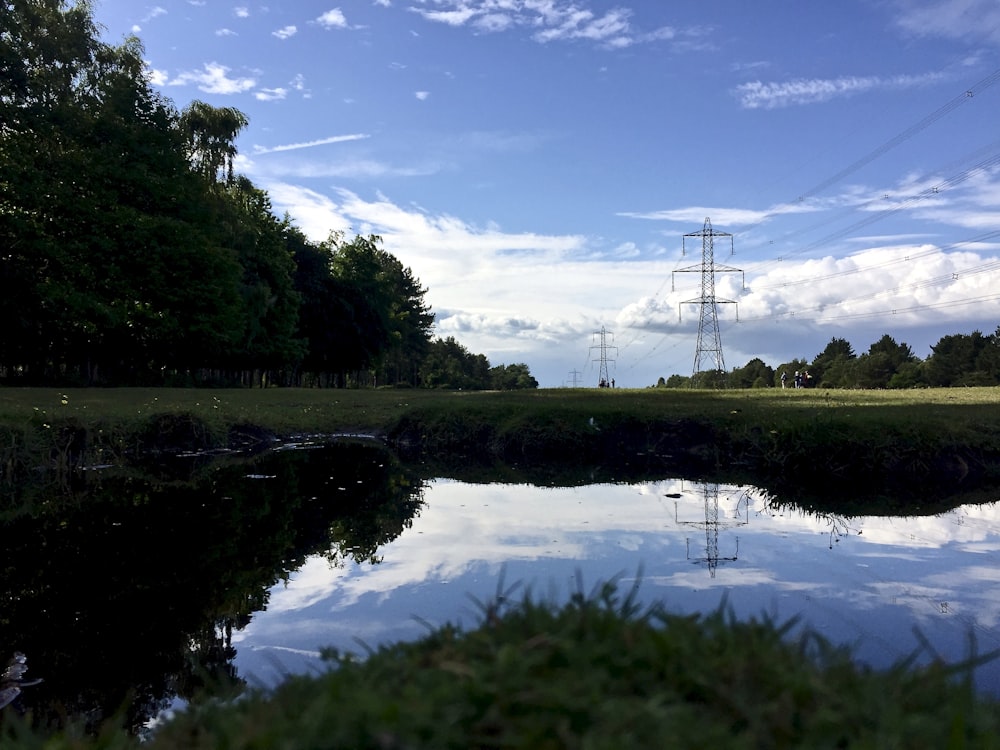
{"left": 590, "top": 327, "right": 617, "bottom": 387}
{"left": 672, "top": 217, "right": 744, "bottom": 378}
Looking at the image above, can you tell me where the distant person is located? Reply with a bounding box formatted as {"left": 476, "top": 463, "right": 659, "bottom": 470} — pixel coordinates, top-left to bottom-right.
{"left": 804, "top": 371, "right": 812, "bottom": 387}
{"left": 611, "top": 378, "right": 615, "bottom": 388}
{"left": 794, "top": 371, "right": 802, "bottom": 388}
{"left": 780, "top": 371, "right": 787, "bottom": 389}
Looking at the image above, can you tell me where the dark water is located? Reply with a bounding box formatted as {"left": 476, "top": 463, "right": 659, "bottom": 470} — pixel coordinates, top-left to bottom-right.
{"left": 1, "top": 440, "right": 998, "bottom": 735}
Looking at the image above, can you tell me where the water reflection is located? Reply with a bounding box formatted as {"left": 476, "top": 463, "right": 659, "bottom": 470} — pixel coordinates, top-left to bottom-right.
{"left": 0, "top": 440, "right": 425, "bottom": 735}
{"left": 234, "top": 472, "right": 1000, "bottom": 698}
{"left": 2, "top": 441, "right": 999, "bottom": 738}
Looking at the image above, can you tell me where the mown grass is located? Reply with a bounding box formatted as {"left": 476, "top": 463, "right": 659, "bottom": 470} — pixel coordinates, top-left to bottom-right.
{"left": 5, "top": 579, "right": 1000, "bottom": 749}
{"left": 2, "top": 385, "right": 999, "bottom": 439}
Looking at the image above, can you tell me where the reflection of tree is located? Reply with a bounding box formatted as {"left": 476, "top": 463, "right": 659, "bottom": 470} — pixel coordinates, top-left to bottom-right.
{"left": 0, "top": 441, "right": 425, "bottom": 736}
{"left": 674, "top": 484, "right": 751, "bottom": 577}
{"left": 760, "top": 499, "right": 862, "bottom": 550}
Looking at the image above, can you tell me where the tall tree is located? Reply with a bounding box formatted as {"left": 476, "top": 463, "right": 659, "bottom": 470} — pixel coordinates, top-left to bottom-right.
{"left": 810, "top": 337, "right": 857, "bottom": 388}
{"left": 853, "top": 334, "right": 918, "bottom": 389}
{"left": 178, "top": 100, "right": 249, "bottom": 185}
{"left": 925, "top": 331, "right": 990, "bottom": 387}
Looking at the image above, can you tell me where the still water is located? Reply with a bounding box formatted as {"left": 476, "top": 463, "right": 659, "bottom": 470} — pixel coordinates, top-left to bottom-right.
{"left": 233, "top": 471, "right": 1000, "bottom": 698}
{"left": 2, "top": 439, "right": 999, "bottom": 734}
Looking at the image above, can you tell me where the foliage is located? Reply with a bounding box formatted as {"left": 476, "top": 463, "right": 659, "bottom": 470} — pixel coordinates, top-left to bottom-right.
{"left": 663, "top": 328, "right": 1000, "bottom": 391}
{"left": 1, "top": 2, "right": 499, "bottom": 390}
{"left": 15, "top": 581, "right": 1000, "bottom": 749}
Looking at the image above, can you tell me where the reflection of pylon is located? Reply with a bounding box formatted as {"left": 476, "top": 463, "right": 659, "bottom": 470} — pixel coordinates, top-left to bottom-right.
{"left": 675, "top": 483, "right": 750, "bottom": 577}
{"left": 673, "top": 218, "right": 744, "bottom": 378}
{"left": 590, "top": 326, "right": 617, "bottom": 387}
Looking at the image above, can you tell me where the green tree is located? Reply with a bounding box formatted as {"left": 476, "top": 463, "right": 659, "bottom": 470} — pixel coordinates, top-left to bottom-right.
{"left": 490, "top": 363, "right": 539, "bottom": 390}
{"left": 810, "top": 337, "right": 856, "bottom": 387}
{"left": 420, "top": 337, "right": 490, "bottom": 389}
{"left": 0, "top": 1, "right": 245, "bottom": 383}
{"left": 179, "top": 100, "right": 249, "bottom": 185}
{"left": 853, "top": 334, "right": 918, "bottom": 389}
{"left": 925, "top": 331, "right": 990, "bottom": 387}
{"left": 731, "top": 358, "right": 774, "bottom": 388}
{"left": 214, "top": 177, "right": 303, "bottom": 384}
{"left": 976, "top": 326, "right": 1000, "bottom": 384}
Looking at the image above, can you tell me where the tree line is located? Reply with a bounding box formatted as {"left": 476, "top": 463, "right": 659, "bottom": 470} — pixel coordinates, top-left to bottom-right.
{"left": 655, "top": 329, "right": 1000, "bottom": 389}
{"left": 0, "top": 0, "right": 537, "bottom": 390}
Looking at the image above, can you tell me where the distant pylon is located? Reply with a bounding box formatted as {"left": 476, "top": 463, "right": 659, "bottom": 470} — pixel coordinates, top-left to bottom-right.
{"left": 590, "top": 327, "right": 617, "bottom": 387}
{"left": 672, "top": 217, "right": 744, "bottom": 378}
{"left": 567, "top": 369, "right": 583, "bottom": 388}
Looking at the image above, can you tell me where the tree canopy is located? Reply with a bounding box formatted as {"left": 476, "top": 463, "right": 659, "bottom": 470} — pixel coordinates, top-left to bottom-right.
{"left": 0, "top": 1, "right": 536, "bottom": 389}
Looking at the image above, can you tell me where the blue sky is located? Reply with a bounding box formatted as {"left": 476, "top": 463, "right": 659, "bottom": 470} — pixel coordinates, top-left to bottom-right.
{"left": 93, "top": 0, "right": 1000, "bottom": 387}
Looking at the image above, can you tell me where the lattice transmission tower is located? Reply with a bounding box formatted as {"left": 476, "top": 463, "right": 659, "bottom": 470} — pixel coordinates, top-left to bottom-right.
{"left": 672, "top": 217, "right": 744, "bottom": 378}
{"left": 590, "top": 326, "right": 617, "bottom": 387}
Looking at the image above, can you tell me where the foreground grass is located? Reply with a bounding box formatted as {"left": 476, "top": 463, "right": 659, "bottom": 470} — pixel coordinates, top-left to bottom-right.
{"left": 6, "top": 582, "right": 1000, "bottom": 749}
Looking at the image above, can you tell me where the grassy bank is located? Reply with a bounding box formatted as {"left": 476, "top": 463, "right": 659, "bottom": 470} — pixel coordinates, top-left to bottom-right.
{"left": 3, "top": 386, "right": 1000, "bottom": 505}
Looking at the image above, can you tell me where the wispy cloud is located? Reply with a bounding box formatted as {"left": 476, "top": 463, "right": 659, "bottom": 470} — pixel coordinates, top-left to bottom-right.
{"left": 415, "top": 90, "right": 430, "bottom": 100}
{"left": 255, "top": 88, "right": 288, "bottom": 101}
{"left": 234, "top": 7, "right": 249, "bottom": 19}
{"left": 273, "top": 25, "right": 297, "bottom": 39}
{"left": 166, "top": 62, "right": 256, "bottom": 94}
{"left": 733, "top": 72, "right": 944, "bottom": 109}
{"left": 891, "top": 0, "right": 1000, "bottom": 45}
{"left": 252, "top": 134, "right": 371, "bottom": 154}
{"left": 406, "top": 0, "right": 685, "bottom": 49}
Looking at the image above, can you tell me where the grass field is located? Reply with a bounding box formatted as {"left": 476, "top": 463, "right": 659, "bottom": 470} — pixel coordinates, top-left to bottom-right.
{"left": 3, "top": 384, "right": 1000, "bottom": 436}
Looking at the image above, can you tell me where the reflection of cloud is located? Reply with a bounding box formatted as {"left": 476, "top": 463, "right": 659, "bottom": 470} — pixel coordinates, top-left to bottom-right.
{"left": 237, "top": 481, "right": 1000, "bottom": 688}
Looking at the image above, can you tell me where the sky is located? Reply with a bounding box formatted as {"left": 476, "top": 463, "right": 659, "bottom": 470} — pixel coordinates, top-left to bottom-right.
{"left": 91, "top": 0, "right": 1000, "bottom": 387}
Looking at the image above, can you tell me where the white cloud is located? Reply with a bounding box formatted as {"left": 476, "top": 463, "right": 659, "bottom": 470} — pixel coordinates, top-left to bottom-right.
{"left": 734, "top": 72, "right": 945, "bottom": 109}
{"left": 252, "top": 134, "right": 371, "bottom": 154}
{"left": 255, "top": 183, "right": 1000, "bottom": 385}
{"left": 215, "top": 28, "right": 237, "bottom": 36}
{"left": 406, "top": 0, "right": 687, "bottom": 48}
{"left": 255, "top": 87, "right": 288, "bottom": 101}
{"left": 166, "top": 62, "right": 256, "bottom": 94}
{"left": 234, "top": 6, "right": 249, "bottom": 19}
{"left": 415, "top": 90, "right": 430, "bottom": 100}
{"left": 316, "top": 8, "right": 349, "bottom": 29}
{"left": 273, "top": 25, "right": 297, "bottom": 39}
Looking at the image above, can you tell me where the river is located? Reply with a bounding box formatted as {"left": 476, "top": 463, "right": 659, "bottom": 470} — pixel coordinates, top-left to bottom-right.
{"left": 1, "top": 438, "right": 998, "bottom": 735}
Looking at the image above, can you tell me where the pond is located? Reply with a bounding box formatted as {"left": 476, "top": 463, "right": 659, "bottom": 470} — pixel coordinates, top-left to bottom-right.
{"left": 1, "top": 439, "right": 998, "bottom": 735}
